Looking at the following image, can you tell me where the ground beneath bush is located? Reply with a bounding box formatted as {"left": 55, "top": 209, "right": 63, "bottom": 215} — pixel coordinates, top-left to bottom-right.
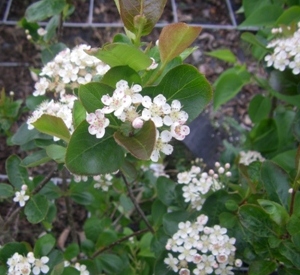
{"left": 0, "top": 0, "right": 260, "bottom": 247}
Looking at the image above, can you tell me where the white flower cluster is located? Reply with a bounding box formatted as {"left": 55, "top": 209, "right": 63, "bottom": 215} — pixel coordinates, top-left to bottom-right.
{"left": 264, "top": 22, "right": 300, "bottom": 74}
{"left": 177, "top": 162, "right": 231, "bottom": 211}
{"left": 164, "top": 214, "right": 242, "bottom": 275}
{"left": 7, "top": 252, "right": 49, "bottom": 275}
{"left": 86, "top": 79, "right": 190, "bottom": 162}
{"left": 33, "top": 44, "right": 110, "bottom": 96}
{"left": 13, "top": 184, "right": 30, "bottom": 207}
{"left": 239, "top": 150, "right": 265, "bottom": 166}
{"left": 27, "top": 94, "right": 77, "bottom": 139}
{"left": 93, "top": 173, "right": 113, "bottom": 191}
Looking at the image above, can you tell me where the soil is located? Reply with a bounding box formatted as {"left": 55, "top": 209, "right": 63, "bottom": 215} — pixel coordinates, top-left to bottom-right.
{"left": 0, "top": 0, "right": 259, "bottom": 248}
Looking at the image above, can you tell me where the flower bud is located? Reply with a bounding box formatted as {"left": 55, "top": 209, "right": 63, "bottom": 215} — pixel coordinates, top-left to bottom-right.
{"left": 132, "top": 117, "right": 144, "bottom": 129}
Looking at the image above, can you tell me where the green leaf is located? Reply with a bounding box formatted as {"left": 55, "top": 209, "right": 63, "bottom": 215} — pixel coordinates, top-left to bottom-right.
{"left": 241, "top": 32, "right": 267, "bottom": 51}
{"left": 101, "top": 66, "right": 141, "bottom": 88}
{"left": 279, "top": 241, "right": 300, "bottom": 268}
{"left": 21, "top": 149, "right": 52, "bottom": 167}
{"left": 32, "top": 114, "right": 70, "bottom": 142}
{"left": 0, "top": 242, "right": 28, "bottom": 263}
{"left": 248, "top": 260, "right": 277, "bottom": 275}
{"left": 84, "top": 217, "right": 103, "bottom": 243}
{"left": 238, "top": 204, "right": 278, "bottom": 237}
{"left": 138, "top": 232, "right": 154, "bottom": 258}
{"left": 61, "top": 267, "right": 80, "bottom": 275}
{"left": 114, "top": 120, "right": 156, "bottom": 160}
{"left": 276, "top": 6, "right": 300, "bottom": 25}
{"left": 242, "top": 0, "right": 272, "bottom": 18}
{"left": 239, "top": 5, "right": 283, "bottom": 27}
{"left": 119, "top": 0, "right": 167, "bottom": 36}
{"left": 205, "top": 49, "right": 237, "bottom": 63}
{"left": 50, "top": 262, "right": 65, "bottom": 275}
{"left": 79, "top": 82, "right": 114, "bottom": 113}
{"left": 144, "top": 64, "right": 212, "bottom": 123}
{"left": 90, "top": 43, "right": 152, "bottom": 71}
{"left": 272, "top": 149, "right": 297, "bottom": 174}
{"left": 159, "top": 23, "right": 202, "bottom": 65}
{"left": 73, "top": 100, "right": 86, "bottom": 129}
{"left": 213, "top": 67, "right": 251, "bottom": 110}
{"left": 258, "top": 199, "right": 289, "bottom": 226}
{"left": 287, "top": 214, "right": 300, "bottom": 236}
{"left": 46, "top": 144, "right": 66, "bottom": 163}
{"left": 34, "top": 234, "right": 56, "bottom": 257}
{"left": 43, "top": 15, "right": 60, "bottom": 43}
{"left": 65, "top": 121, "right": 124, "bottom": 175}
{"left": 5, "top": 155, "right": 29, "bottom": 189}
{"left": 219, "top": 212, "right": 238, "bottom": 228}
{"left": 70, "top": 191, "right": 94, "bottom": 205}
{"left": 248, "top": 95, "right": 272, "bottom": 123}
{"left": 156, "top": 176, "right": 177, "bottom": 206}
{"left": 163, "top": 211, "right": 189, "bottom": 236}
{"left": 97, "top": 253, "right": 124, "bottom": 274}
{"left": 24, "top": 194, "right": 49, "bottom": 224}
{"left": 64, "top": 243, "right": 80, "bottom": 261}
{"left": 261, "top": 161, "right": 290, "bottom": 210}
{"left": 25, "top": 0, "right": 67, "bottom": 22}
{"left": 151, "top": 199, "right": 167, "bottom": 228}
{"left": 0, "top": 183, "right": 14, "bottom": 199}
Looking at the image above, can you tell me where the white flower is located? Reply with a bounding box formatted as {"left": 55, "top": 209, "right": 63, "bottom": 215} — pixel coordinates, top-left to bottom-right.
{"left": 151, "top": 130, "right": 173, "bottom": 162}
{"left": 32, "top": 256, "right": 50, "bottom": 274}
{"left": 180, "top": 268, "right": 191, "bottom": 275}
{"left": 86, "top": 109, "right": 110, "bottom": 138}
{"left": 170, "top": 122, "right": 190, "bottom": 141}
{"left": 37, "top": 27, "right": 47, "bottom": 36}
{"left": 239, "top": 150, "right": 265, "bottom": 165}
{"left": 164, "top": 253, "right": 179, "bottom": 272}
{"left": 147, "top": 57, "right": 159, "bottom": 70}
{"left": 13, "top": 190, "right": 30, "bottom": 207}
{"left": 75, "top": 263, "right": 90, "bottom": 275}
{"left": 33, "top": 77, "right": 49, "bottom": 96}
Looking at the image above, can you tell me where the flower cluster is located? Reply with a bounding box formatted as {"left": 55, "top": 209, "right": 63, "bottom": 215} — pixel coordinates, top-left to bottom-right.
{"left": 93, "top": 173, "right": 114, "bottom": 191}
{"left": 27, "top": 94, "right": 77, "bottom": 139}
{"left": 177, "top": 162, "right": 231, "bottom": 211}
{"left": 264, "top": 22, "right": 300, "bottom": 74}
{"left": 7, "top": 252, "right": 49, "bottom": 275}
{"left": 164, "top": 214, "right": 242, "bottom": 275}
{"left": 239, "top": 150, "right": 265, "bottom": 166}
{"left": 33, "top": 44, "right": 109, "bottom": 96}
{"left": 13, "top": 184, "right": 30, "bottom": 207}
{"left": 86, "top": 79, "right": 190, "bottom": 162}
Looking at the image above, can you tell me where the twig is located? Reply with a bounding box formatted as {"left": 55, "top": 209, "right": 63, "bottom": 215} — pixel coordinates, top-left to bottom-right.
{"left": 91, "top": 228, "right": 149, "bottom": 259}
{"left": 32, "top": 166, "right": 57, "bottom": 195}
{"left": 121, "top": 172, "right": 154, "bottom": 234}
{"left": 62, "top": 168, "right": 78, "bottom": 244}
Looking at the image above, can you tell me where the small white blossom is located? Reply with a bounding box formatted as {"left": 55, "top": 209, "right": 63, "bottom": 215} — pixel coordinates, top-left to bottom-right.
{"left": 13, "top": 190, "right": 30, "bottom": 207}
{"left": 86, "top": 109, "right": 110, "bottom": 138}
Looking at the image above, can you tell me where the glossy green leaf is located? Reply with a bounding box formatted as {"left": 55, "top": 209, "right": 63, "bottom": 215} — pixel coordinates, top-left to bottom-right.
{"left": 219, "top": 212, "right": 238, "bottom": 229}
{"left": 238, "top": 204, "right": 278, "bottom": 237}
{"left": 248, "top": 95, "right": 272, "bottom": 123}
{"left": 239, "top": 5, "right": 283, "bottom": 27}
{"left": 84, "top": 217, "right": 103, "bottom": 243}
{"left": 159, "top": 23, "right": 202, "bottom": 65}
{"left": 213, "top": 67, "right": 251, "bottom": 110}
{"left": 138, "top": 232, "right": 155, "bottom": 258}
{"left": 97, "top": 253, "right": 124, "bottom": 274}
{"left": 248, "top": 260, "right": 277, "bottom": 275}
{"left": 90, "top": 43, "right": 152, "bottom": 71}
{"left": 276, "top": 6, "right": 300, "bottom": 25}
{"left": 25, "top": 0, "right": 67, "bottom": 22}
{"left": 156, "top": 176, "right": 177, "bottom": 206}
{"left": 261, "top": 161, "right": 290, "bottom": 210}
{"left": 65, "top": 121, "right": 124, "bottom": 175}
{"left": 278, "top": 266, "right": 300, "bottom": 275}
{"left": 79, "top": 82, "right": 113, "bottom": 113}
{"left": 119, "top": 0, "right": 167, "bottom": 36}
{"left": 70, "top": 191, "right": 94, "bottom": 205}
{"left": 46, "top": 144, "right": 66, "bottom": 163}
{"left": 34, "top": 234, "right": 56, "bottom": 257}
{"left": 258, "top": 199, "right": 289, "bottom": 226}
{"left": 43, "top": 15, "right": 60, "bottom": 43}
{"left": 50, "top": 262, "right": 65, "bottom": 275}
{"left": 73, "top": 100, "right": 86, "bottom": 129}
{"left": 272, "top": 149, "right": 297, "bottom": 174}
{"left": 0, "top": 183, "right": 14, "bottom": 199}
{"left": 241, "top": 32, "right": 267, "bottom": 51}
{"left": 144, "top": 64, "right": 212, "bottom": 122}
{"left": 21, "top": 149, "right": 51, "bottom": 168}
{"left": 205, "top": 49, "right": 237, "bottom": 63}
{"left": 101, "top": 66, "right": 141, "bottom": 88}
{"left": 5, "top": 155, "right": 29, "bottom": 189}
{"left": 32, "top": 114, "right": 70, "bottom": 142}
{"left": 287, "top": 214, "right": 300, "bottom": 236}
{"left": 24, "top": 194, "right": 49, "bottom": 224}
{"left": 114, "top": 120, "right": 156, "bottom": 160}
{"left": 242, "top": 0, "right": 272, "bottom": 18}
{"left": 61, "top": 267, "right": 80, "bottom": 275}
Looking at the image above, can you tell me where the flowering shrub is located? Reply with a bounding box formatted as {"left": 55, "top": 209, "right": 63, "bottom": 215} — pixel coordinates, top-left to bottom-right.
{"left": 1, "top": 0, "right": 300, "bottom": 274}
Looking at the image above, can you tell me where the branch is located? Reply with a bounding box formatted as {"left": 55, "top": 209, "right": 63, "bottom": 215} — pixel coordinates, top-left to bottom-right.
{"left": 121, "top": 172, "right": 154, "bottom": 234}
{"left": 32, "top": 166, "right": 57, "bottom": 195}
{"left": 91, "top": 228, "right": 149, "bottom": 259}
